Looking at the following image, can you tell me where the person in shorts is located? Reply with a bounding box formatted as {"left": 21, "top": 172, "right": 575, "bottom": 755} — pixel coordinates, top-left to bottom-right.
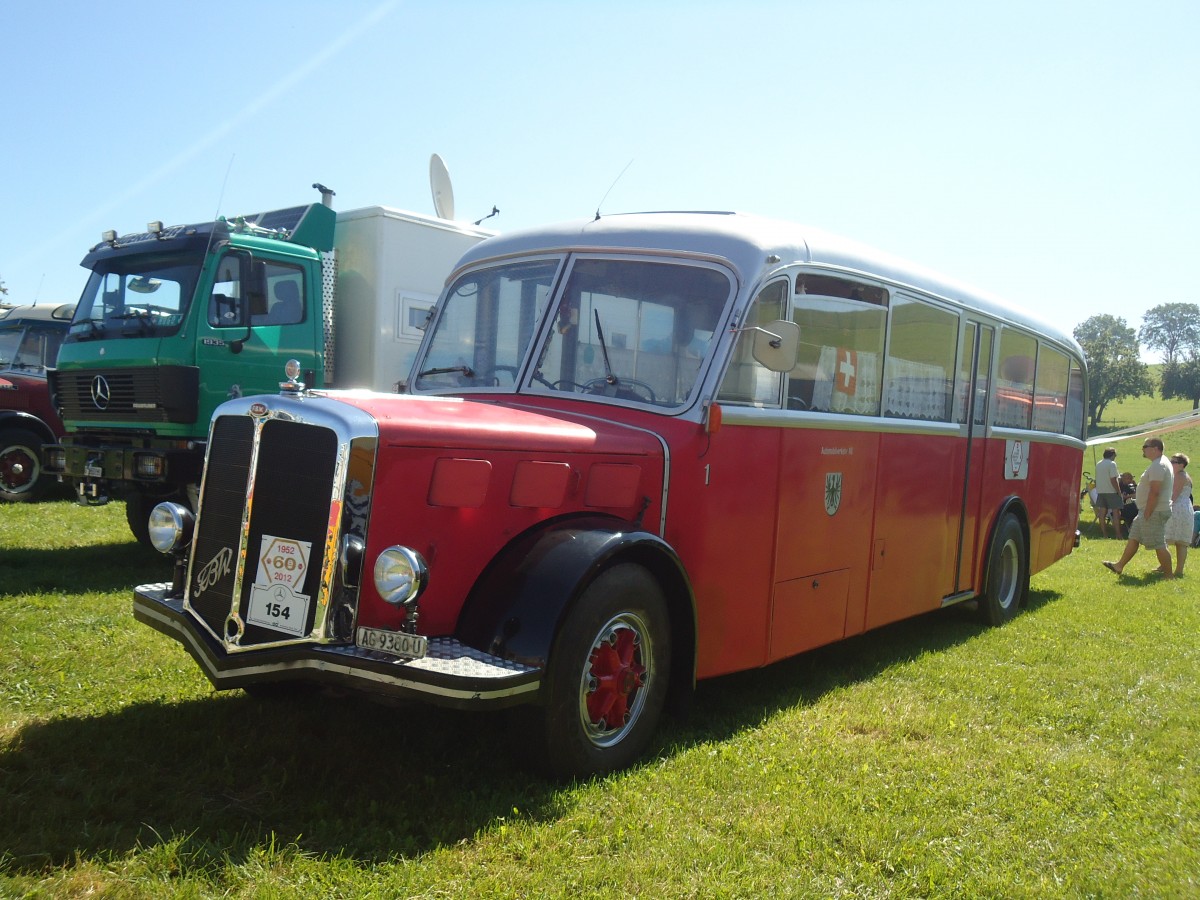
{"left": 1093, "top": 447, "right": 1124, "bottom": 538}
{"left": 1103, "top": 438, "right": 1175, "bottom": 578}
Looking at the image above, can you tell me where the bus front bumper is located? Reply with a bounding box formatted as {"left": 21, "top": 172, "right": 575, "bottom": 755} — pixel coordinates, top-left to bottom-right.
{"left": 133, "top": 583, "right": 541, "bottom": 709}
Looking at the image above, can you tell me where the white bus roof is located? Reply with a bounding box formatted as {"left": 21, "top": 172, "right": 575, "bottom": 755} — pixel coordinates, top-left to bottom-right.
{"left": 454, "top": 211, "right": 1083, "bottom": 359}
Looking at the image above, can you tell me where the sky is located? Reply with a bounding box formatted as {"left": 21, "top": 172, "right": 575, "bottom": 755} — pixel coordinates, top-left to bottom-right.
{"left": 1, "top": 1, "right": 1196, "bottom": 360}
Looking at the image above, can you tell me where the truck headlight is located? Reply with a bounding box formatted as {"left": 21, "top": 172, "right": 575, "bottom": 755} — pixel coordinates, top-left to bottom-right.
{"left": 45, "top": 448, "right": 66, "bottom": 472}
{"left": 148, "top": 502, "right": 195, "bottom": 554}
{"left": 373, "top": 546, "right": 428, "bottom": 607}
{"left": 134, "top": 452, "right": 165, "bottom": 478}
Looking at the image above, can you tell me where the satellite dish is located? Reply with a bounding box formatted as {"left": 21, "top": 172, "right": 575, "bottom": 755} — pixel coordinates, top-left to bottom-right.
{"left": 429, "top": 153, "right": 455, "bottom": 220}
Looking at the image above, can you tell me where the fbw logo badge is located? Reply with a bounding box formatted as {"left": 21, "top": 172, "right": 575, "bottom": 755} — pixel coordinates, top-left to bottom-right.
{"left": 825, "top": 472, "right": 843, "bottom": 516}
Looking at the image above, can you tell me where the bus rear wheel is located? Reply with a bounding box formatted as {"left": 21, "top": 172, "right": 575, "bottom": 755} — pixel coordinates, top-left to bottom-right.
{"left": 979, "top": 513, "right": 1028, "bottom": 626}
{"left": 536, "top": 563, "right": 671, "bottom": 779}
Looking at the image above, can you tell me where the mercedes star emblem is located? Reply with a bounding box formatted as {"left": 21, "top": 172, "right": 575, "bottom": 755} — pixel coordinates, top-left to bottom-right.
{"left": 90, "top": 375, "right": 111, "bottom": 410}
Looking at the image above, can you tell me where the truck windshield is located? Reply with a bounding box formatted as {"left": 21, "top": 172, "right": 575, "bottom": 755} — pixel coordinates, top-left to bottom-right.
{"left": 414, "top": 256, "right": 732, "bottom": 410}
{"left": 68, "top": 253, "right": 202, "bottom": 341}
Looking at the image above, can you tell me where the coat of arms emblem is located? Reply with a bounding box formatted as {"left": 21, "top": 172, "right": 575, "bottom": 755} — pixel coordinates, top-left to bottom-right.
{"left": 825, "top": 472, "right": 843, "bottom": 516}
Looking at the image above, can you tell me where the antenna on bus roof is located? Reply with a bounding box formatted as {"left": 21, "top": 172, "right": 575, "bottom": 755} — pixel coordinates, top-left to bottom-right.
{"left": 594, "top": 159, "right": 634, "bottom": 221}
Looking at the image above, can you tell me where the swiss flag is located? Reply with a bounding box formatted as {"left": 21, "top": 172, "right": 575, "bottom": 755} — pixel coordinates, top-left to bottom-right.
{"left": 835, "top": 349, "right": 858, "bottom": 396}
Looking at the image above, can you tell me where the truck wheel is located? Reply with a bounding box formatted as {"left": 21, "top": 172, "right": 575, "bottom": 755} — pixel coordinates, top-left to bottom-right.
{"left": 125, "top": 491, "right": 156, "bottom": 547}
{"left": 537, "top": 563, "right": 671, "bottom": 779}
{"left": 978, "top": 513, "right": 1028, "bottom": 626}
{"left": 0, "top": 428, "right": 45, "bottom": 502}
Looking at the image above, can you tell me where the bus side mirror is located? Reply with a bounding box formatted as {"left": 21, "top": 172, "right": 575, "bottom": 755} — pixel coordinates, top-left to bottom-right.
{"left": 750, "top": 320, "right": 800, "bottom": 373}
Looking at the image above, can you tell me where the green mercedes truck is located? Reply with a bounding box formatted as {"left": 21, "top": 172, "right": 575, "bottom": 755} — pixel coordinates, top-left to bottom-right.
{"left": 46, "top": 185, "right": 491, "bottom": 543}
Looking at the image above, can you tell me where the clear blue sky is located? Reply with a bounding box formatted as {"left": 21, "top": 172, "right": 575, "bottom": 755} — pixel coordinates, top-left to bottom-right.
{"left": 2, "top": 1, "right": 1196, "bottom": 359}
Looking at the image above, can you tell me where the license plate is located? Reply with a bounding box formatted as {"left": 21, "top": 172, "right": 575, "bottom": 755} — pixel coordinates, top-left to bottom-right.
{"left": 357, "top": 626, "right": 428, "bottom": 660}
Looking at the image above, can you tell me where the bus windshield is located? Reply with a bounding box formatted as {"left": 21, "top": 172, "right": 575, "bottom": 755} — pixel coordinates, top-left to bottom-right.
{"left": 413, "top": 256, "right": 731, "bottom": 409}
{"left": 69, "top": 253, "right": 202, "bottom": 341}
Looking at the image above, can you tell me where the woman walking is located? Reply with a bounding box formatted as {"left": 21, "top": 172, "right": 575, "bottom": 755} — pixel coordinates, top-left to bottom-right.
{"left": 1165, "top": 453, "right": 1194, "bottom": 577}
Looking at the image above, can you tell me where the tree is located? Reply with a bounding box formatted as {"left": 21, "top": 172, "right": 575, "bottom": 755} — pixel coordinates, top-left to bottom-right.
{"left": 1161, "top": 357, "right": 1200, "bottom": 410}
{"left": 1074, "top": 315, "right": 1153, "bottom": 428}
{"left": 1139, "top": 302, "right": 1200, "bottom": 365}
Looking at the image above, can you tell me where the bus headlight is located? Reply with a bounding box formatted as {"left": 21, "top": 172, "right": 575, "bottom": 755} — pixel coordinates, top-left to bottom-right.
{"left": 147, "top": 502, "right": 195, "bottom": 554}
{"left": 373, "top": 546, "right": 428, "bottom": 607}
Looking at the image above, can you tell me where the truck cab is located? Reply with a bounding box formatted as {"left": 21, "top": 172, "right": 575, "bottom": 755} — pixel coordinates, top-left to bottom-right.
{"left": 46, "top": 202, "right": 336, "bottom": 540}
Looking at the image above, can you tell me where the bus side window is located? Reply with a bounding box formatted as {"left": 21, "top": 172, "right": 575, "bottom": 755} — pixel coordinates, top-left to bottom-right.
{"left": 955, "top": 322, "right": 994, "bottom": 426}
{"left": 1065, "top": 359, "right": 1085, "bottom": 438}
{"left": 718, "top": 280, "right": 785, "bottom": 407}
{"left": 994, "top": 329, "right": 1037, "bottom": 428}
{"left": 1032, "top": 344, "right": 1070, "bottom": 433}
{"left": 793, "top": 274, "right": 887, "bottom": 416}
{"left": 883, "top": 295, "right": 957, "bottom": 421}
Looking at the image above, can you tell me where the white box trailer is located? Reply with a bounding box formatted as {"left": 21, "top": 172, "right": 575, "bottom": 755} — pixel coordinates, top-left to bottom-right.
{"left": 330, "top": 206, "right": 494, "bottom": 390}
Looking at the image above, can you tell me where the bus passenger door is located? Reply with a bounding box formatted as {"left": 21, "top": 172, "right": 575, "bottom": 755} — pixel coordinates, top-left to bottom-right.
{"left": 952, "top": 322, "right": 993, "bottom": 594}
{"left": 864, "top": 316, "right": 993, "bottom": 633}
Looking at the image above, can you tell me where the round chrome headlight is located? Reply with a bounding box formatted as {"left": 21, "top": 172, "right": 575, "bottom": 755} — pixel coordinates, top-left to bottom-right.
{"left": 373, "top": 546, "right": 428, "bottom": 606}
{"left": 147, "top": 502, "right": 195, "bottom": 554}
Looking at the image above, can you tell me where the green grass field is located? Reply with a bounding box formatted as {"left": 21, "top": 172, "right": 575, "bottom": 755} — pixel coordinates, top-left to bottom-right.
{"left": 2, "top": 413, "right": 1198, "bottom": 897}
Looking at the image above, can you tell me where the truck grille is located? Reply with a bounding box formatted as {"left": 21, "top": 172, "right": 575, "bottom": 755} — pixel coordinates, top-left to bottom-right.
{"left": 51, "top": 366, "right": 199, "bottom": 424}
{"left": 187, "top": 413, "right": 340, "bottom": 648}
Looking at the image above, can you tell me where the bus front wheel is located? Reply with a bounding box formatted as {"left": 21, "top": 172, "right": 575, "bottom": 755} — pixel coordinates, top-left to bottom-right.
{"left": 536, "top": 563, "right": 671, "bottom": 779}
{"left": 979, "top": 513, "right": 1028, "bottom": 626}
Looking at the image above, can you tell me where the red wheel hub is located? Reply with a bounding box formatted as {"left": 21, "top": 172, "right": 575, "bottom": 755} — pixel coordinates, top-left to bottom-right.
{"left": 1, "top": 448, "right": 35, "bottom": 491}
{"left": 586, "top": 628, "right": 646, "bottom": 730}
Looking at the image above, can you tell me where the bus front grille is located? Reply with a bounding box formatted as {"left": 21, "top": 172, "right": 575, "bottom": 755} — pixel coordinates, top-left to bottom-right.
{"left": 186, "top": 414, "right": 339, "bottom": 648}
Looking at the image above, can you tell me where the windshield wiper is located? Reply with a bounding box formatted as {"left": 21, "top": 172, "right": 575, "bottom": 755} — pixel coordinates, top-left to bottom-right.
{"left": 111, "top": 310, "right": 154, "bottom": 334}
{"left": 417, "top": 365, "right": 475, "bottom": 379}
{"left": 593, "top": 309, "right": 617, "bottom": 386}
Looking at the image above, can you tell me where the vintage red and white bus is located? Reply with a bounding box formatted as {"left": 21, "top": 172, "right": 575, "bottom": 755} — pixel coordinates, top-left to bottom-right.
{"left": 135, "top": 212, "right": 1087, "bottom": 777}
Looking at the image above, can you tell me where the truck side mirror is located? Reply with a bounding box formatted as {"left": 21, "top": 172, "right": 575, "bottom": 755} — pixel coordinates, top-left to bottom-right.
{"left": 229, "top": 256, "right": 267, "bottom": 354}
{"left": 247, "top": 260, "right": 269, "bottom": 320}
{"left": 750, "top": 319, "right": 800, "bottom": 373}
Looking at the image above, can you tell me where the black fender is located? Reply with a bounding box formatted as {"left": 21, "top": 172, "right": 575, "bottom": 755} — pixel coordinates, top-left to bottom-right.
{"left": 455, "top": 513, "right": 697, "bottom": 691}
{"left": 0, "top": 410, "right": 58, "bottom": 445}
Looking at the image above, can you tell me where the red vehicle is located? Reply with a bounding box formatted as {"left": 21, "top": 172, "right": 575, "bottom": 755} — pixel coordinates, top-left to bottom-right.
{"left": 134, "top": 213, "right": 1086, "bottom": 777}
{"left": 0, "top": 303, "right": 73, "bottom": 501}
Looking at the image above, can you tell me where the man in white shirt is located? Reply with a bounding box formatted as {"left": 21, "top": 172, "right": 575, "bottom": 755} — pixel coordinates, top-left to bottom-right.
{"left": 1104, "top": 438, "right": 1175, "bottom": 578}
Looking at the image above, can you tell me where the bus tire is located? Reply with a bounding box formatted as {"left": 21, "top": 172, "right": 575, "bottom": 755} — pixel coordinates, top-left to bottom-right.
{"left": 979, "top": 513, "right": 1028, "bottom": 627}
{"left": 0, "top": 427, "right": 45, "bottom": 503}
{"left": 536, "top": 563, "right": 671, "bottom": 779}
